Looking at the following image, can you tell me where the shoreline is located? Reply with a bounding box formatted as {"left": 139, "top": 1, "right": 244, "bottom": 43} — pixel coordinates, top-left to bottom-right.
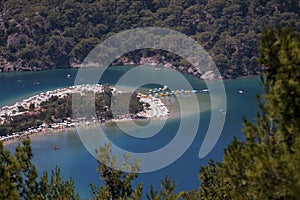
{"left": 2, "top": 88, "right": 220, "bottom": 146}
{"left": 1, "top": 87, "right": 217, "bottom": 146}
{"left": 0, "top": 65, "right": 227, "bottom": 146}
{"left": 0, "top": 63, "right": 260, "bottom": 81}
{"left": 2, "top": 111, "right": 179, "bottom": 146}
{"left": 1, "top": 86, "right": 176, "bottom": 146}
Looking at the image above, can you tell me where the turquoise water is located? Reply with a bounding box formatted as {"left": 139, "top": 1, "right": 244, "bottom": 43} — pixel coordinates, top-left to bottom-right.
{"left": 2, "top": 67, "right": 263, "bottom": 199}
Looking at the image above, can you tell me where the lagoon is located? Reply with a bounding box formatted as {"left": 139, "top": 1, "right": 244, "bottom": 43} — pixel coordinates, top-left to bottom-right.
{"left": 2, "top": 66, "right": 263, "bottom": 199}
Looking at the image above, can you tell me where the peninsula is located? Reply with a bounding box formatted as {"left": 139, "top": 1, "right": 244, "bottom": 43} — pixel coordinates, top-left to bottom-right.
{"left": 0, "top": 84, "right": 170, "bottom": 144}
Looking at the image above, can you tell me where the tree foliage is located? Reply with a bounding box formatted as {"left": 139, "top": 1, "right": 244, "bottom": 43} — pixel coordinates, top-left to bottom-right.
{"left": 0, "top": 0, "right": 299, "bottom": 78}
{"left": 89, "top": 142, "right": 142, "bottom": 200}
{"left": 196, "top": 27, "right": 300, "bottom": 199}
{"left": 146, "top": 176, "right": 186, "bottom": 200}
{"left": 90, "top": 142, "right": 186, "bottom": 200}
{"left": 0, "top": 140, "right": 79, "bottom": 199}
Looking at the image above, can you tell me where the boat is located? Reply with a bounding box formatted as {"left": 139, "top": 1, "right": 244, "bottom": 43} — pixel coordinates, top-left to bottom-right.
{"left": 53, "top": 146, "right": 60, "bottom": 150}
{"left": 238, "top": 90, "right": 244, "bottom": 94}
{"left": 67, "top": 74, "right": 71, "bottom": 79}
{"left": 33, "top": 82, "right": 40, "bottom": 85}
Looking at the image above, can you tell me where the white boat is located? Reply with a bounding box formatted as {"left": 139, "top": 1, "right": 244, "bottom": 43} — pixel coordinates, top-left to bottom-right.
{"left": 238, "top": 90, "right": 244, "bottom": 94}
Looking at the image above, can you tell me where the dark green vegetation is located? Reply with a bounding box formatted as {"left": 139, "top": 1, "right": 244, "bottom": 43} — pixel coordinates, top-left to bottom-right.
{"left": 111, "top": 92, "right": 145, "bottom": 118}
{"left": 90, "top": 142, "right": 142, "bottom": 199}
{"left": 0, "top": 140, "right": 79, "bottom": 199}
{"left": 0, "top": 85, "right": 144, "bottom": 137}
{"left": 90, "top": 143, "right": 187, "bottom": 200}
{"left": 197, "top": 27, "right": 300, "bottom": 199}
{"left": 0, "top": 113, "right": 43, "bottom": 136}
{"left": 0, "top": 0, "right": 299, "bottom": 78}
{"left": 1, "top": 27, "right": 300, "bottom": 199}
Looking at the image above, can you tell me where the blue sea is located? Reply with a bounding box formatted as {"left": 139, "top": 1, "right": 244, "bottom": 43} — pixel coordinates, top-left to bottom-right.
{"left": 1, "top": 66, "right": 263, "bottom": 199}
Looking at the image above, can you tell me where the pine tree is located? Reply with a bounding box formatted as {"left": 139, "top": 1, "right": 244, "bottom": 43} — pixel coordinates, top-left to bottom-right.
{"left": 0, "top": 140, "right": 79, "bottom": 200}
{"left": 146, "top": 176, "right": 186, "bottom": 200}
{"left": 197, "top": 27, "right": 300, "bottom": 199}
{"left": 90, "top": 142, "right": 142, "bottom": 200}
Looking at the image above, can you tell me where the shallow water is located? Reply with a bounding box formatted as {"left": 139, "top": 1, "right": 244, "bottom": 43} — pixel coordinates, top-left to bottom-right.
{"left": 2, "top": 67, "right": 263, "bottom": 199}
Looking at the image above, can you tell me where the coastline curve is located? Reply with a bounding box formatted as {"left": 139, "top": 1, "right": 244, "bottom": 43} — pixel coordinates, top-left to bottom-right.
{"left": 73, "top": 27, "right": 227, "bottom": 173}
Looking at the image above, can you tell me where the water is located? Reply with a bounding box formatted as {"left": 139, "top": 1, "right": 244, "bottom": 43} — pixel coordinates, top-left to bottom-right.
{"left": 1, "top": 67, "right": 263, "bottom": 199}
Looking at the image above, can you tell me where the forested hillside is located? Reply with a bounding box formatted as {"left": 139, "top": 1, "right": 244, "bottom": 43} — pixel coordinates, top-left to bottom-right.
{"left": 0, "top": 0, "right": 299, "bottom": 78}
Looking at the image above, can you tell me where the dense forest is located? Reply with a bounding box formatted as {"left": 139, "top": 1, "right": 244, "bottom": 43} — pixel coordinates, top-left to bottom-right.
{"left": 0, "top": 0, "right": 299, "bottom": 78}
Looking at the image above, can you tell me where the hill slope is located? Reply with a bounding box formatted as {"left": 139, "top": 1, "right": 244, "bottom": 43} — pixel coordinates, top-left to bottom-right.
{"left": 0, "top": 0, "right": 299, "bottom": 78}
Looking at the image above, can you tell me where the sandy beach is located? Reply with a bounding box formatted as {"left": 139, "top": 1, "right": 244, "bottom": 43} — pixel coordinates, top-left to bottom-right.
{"left": 2, "top": 112, "right": 179, "bottom": 146}
{"left": 1, "top": 88, "right": 177, "bottom": 145}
